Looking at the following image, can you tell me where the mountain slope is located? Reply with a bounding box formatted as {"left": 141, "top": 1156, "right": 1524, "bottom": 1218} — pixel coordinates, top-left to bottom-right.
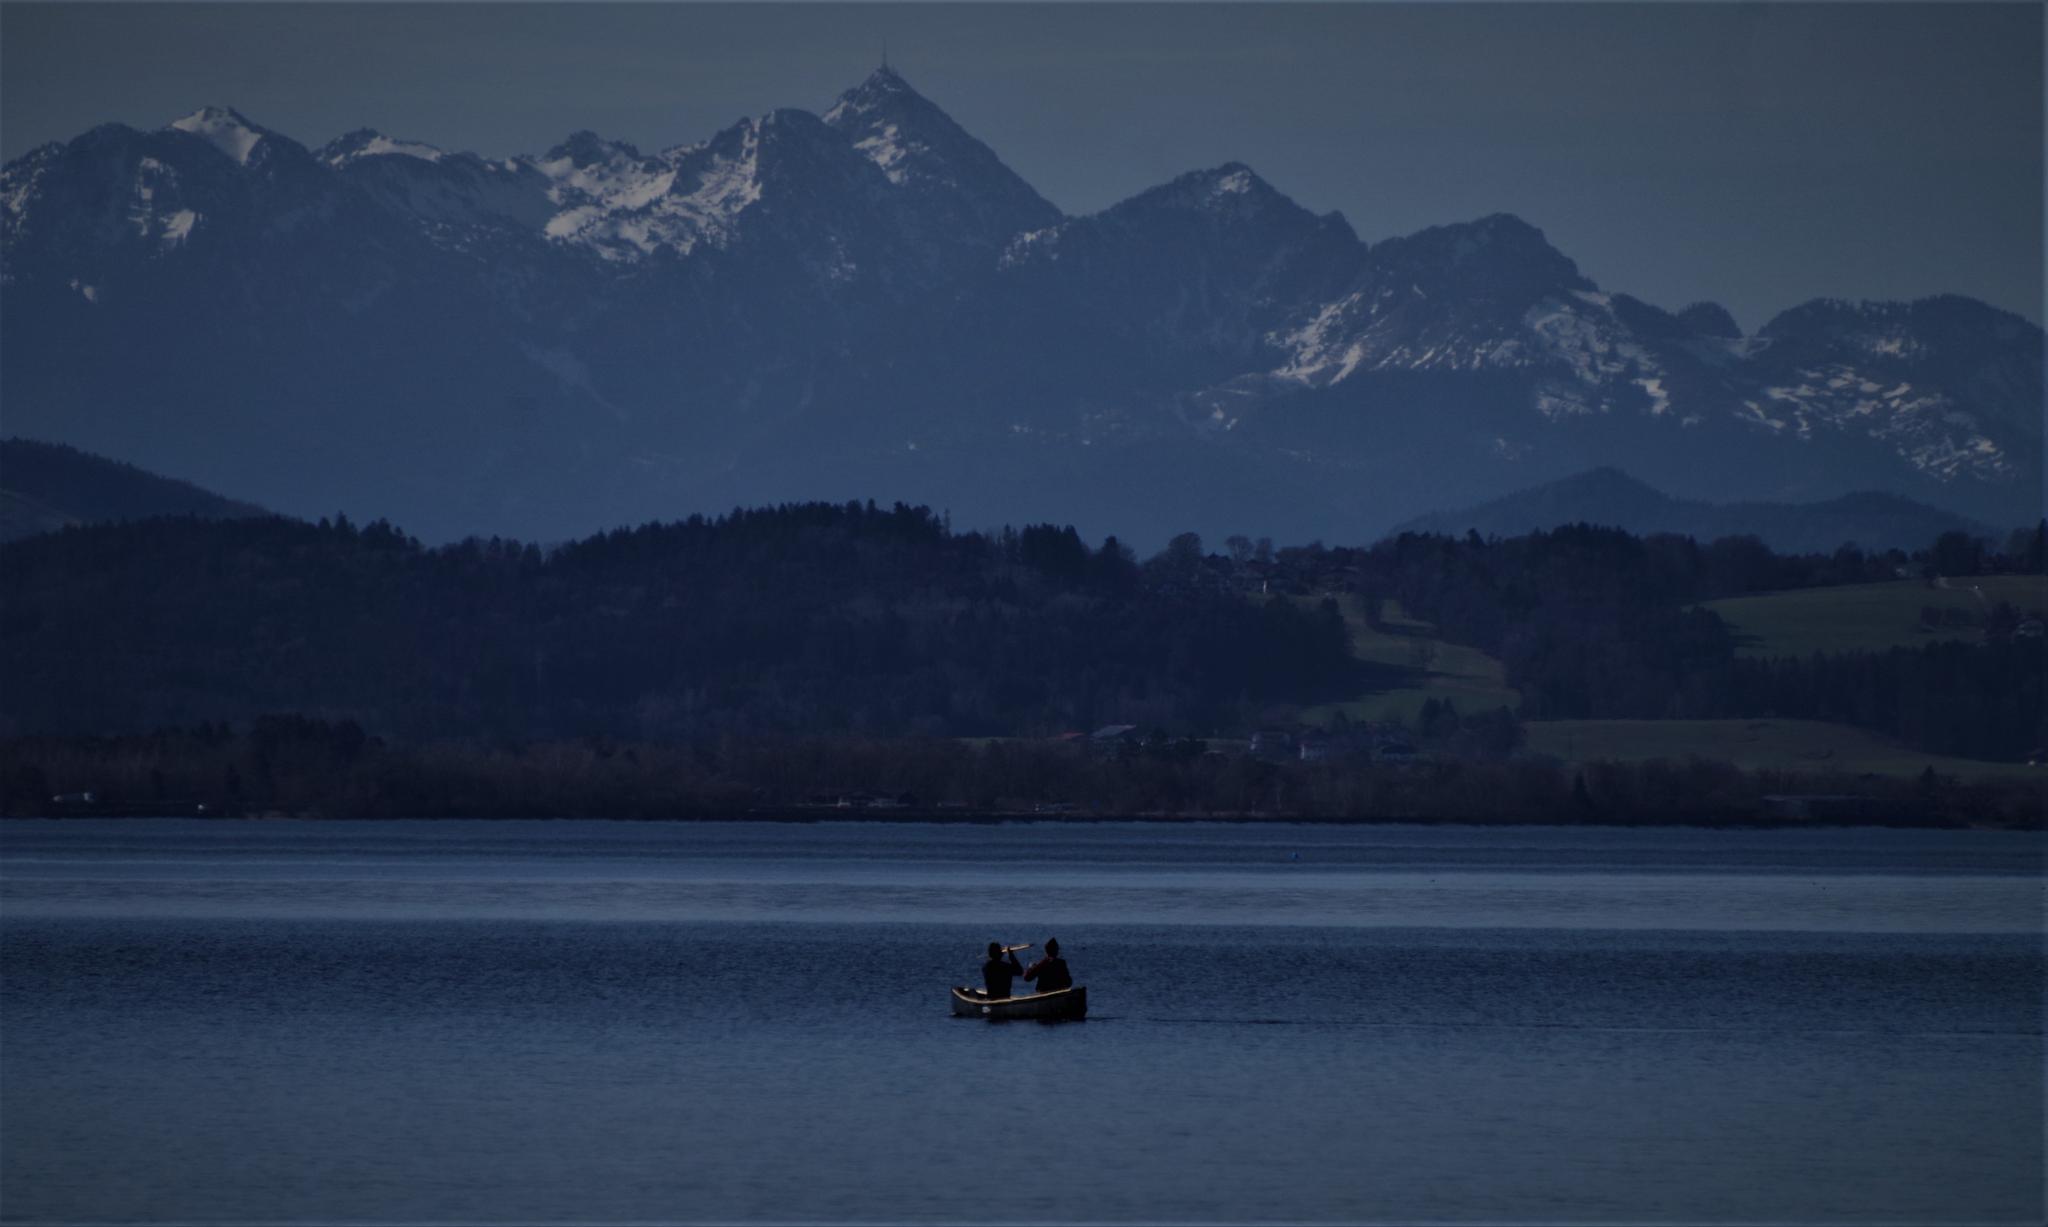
{"left": 0, "top": 438, "right": 268, "bottom": 542}
{"left": 1394, "top": 467, "right": 1997, "bottom": 554}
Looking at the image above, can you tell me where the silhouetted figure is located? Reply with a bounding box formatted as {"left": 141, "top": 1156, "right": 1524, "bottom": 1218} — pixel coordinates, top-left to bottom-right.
{"left": 1024, "top": 937, "right": 1072, "bottom": 993}
{"left": 981, "top": 942, "right": 1023, "bottom": 999}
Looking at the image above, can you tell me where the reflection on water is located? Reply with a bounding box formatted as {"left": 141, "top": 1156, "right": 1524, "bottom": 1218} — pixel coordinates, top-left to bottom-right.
{"left": 2, "top": 820, "right": 2041, "bottom": 1223}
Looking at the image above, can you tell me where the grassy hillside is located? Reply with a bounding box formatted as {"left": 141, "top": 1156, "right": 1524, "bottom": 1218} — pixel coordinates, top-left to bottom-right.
{"left": 1298, "top": 595, "right": 1520, "bottom": 727}
{"left": 1525, "top": 718, "right": 2039, "bottom": 781}
{"left": 1707, "top": 577, "right": 2048, "bottom": 658}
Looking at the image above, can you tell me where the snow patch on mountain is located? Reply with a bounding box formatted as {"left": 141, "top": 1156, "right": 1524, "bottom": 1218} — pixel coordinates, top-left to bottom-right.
{"left": 850, "top": 123, "right": 913, "bottom": 183}
{"left": 1746, "top": 365, "right": 2013, "bottom": 481}
{"left": 1272, "top": 278, "right": 1670, "bottom": 399}
{"left": 998, "top": 227, "right": 1060, "bottom": 266}
{"left": 168, "top": 107, "right": 267, "bottom": 165}
{"left": 822, "top": 65, "right": 964, "bottom": 190}
{"left": 1269, "top": 295, "right": 1369, "bottom": 384}
{"left": 322, "top": 130, "right": 448, "bottom": 166}
{"left": 1213, "top": 167, "right": 1256, "bottom": 195}
{"left": 1635, "top": 377, "right": 1669, "bottom": 415}
{"left": 122, "top": 157, "right": 203, "bottom": 249}
{"left": 528, "top": 121, "right": 809, "bottom": 261}
{"left": 159, "top": 209, "right": 199, "bottom": 246}
{"left": 522, "top": 343, "right": 627, "bottom": 420}
{"left": 2, "top": 150, "right": 53, "bottom": 223}
{"left": 539, "top": 120, "right": 770, "bottom": 259}
{"left": 531, "top": 134, "right": 672, "bottom": 208}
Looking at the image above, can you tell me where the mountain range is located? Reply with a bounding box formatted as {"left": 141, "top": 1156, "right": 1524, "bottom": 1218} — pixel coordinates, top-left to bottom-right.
{"left": 1392, "top": 467, "right": 1995, "bottom": 556}
{"left": 3, "top": 66, "right": 2040, "bottom": 545}
{"left": 0, "top": 436, "right": 1992, "bottom": 563}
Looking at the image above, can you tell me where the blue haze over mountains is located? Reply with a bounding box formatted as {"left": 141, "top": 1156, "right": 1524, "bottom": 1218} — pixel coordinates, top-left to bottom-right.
{"left": 2, "top": 67, "right": 2040, "bottom": 546}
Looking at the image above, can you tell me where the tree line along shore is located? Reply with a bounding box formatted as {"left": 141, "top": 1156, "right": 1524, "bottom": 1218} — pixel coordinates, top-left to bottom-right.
{"left": 1, "top": 718, "right": 2041, "bottom": 829}
{"left": 1, "top": 502, "right": 2041, "bottom": 827}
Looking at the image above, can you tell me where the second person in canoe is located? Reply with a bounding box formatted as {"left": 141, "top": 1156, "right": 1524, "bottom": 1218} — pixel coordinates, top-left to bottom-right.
{"left": 1023, "top": 937, "right": 1072, "bottom": 993}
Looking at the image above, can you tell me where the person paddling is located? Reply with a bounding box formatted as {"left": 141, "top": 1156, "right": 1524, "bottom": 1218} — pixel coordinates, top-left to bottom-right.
{"left": 1023, "top": 937, "right": 1072, "bottom": 993}
{"left": 981, "top": 942, "right": 1024, "bottom": 999}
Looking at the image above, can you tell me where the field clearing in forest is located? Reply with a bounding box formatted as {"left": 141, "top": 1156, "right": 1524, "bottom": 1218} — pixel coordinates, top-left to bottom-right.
{"left": 1296, "top": 595, "right": 1520, "bottom": 728}
{"left": 1706, "top": 576, "right": 2048, "bottom": 658}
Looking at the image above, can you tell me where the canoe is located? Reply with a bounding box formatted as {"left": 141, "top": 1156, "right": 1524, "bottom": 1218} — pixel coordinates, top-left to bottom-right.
{"left": 950, "top": 985, "right": 1087, "bottom": 1021}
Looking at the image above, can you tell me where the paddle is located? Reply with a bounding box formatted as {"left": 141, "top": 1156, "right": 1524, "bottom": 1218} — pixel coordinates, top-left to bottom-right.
{"left": 982, "top": 944, "right": 1030, "bottom": 1000}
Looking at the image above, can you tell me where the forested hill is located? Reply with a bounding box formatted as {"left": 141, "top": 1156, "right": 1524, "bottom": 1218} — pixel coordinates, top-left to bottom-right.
{"left": 4, "top": 500, "right": 2041, "bottom": 760}
{"left": 0, "top": 504, "right": 1363, "bottom": 739}
{"left": 0, "top": 438, "right": 267, "bottom": 543}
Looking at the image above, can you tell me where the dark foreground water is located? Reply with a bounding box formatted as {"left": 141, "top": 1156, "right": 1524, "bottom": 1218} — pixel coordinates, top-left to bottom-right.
{"left": 2, "top": 820, "right": 2041, "bottom": 1224}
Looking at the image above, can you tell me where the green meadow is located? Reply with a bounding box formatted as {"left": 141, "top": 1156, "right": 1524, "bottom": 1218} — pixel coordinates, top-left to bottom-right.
{"left": 1298, "top": 595, "right": 1521, "bottom": 727}
{"left": 1706, "top": 576, "right": 2048, "bottom": 658}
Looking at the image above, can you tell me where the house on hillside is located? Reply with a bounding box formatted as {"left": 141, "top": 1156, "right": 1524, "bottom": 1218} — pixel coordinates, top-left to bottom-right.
{"left": 1086, "top": 725, "right": 1144, "bottom": 756}
{"left": 1251, "top": 729, "right": 1295, "bottom": 761}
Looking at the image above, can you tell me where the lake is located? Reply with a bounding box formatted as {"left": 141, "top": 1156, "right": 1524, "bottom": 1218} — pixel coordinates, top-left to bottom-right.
{"left": 2, "top": 819, "right": 2041, "bottom": 1223}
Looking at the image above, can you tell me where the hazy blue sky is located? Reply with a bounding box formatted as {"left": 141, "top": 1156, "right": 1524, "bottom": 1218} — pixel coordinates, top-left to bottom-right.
{"left": 4, "top": 2, "right": 2039, "bottom": 329}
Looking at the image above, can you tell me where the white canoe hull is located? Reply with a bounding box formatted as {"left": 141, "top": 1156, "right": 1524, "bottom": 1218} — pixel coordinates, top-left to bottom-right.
{"left": 950, "top": 985, "right": 1087, "bottom": 1020}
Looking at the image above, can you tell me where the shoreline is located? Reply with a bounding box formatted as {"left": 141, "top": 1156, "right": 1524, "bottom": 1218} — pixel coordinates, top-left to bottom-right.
{"left": 6, "top": 806, "right": 2039, "bottom": 832}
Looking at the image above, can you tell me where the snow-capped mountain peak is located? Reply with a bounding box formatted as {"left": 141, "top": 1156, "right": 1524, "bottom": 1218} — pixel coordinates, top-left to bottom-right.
{"left": 166, "top": 106, "right": 271, "bottom": 166}
{"left": 827, "top": 63, "right": 917, "bottom": 111}
{"left": 821, "top": 63, "right": 927, "bottom": 140}
{"left": 823, "top": 63, "right": 1060, "bottom": 242}
{"left": 319, "top": 129, "right": 448, "bottom": 167}
{"left": 1141, "top": 162, "right": 1303, "bottom": 221}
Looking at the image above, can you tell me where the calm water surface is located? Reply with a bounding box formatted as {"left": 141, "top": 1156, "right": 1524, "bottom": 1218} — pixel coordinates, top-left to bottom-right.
{"left": 2, "top": 819, "right": 2041, "bottom": 1223}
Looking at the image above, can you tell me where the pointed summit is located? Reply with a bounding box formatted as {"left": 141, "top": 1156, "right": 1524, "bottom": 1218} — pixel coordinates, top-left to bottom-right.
{"left": 166, "top": 106, "right": 271, "bottom": 166}
{"left": 1162, "top": 163, "right": 1290, "bottom": 209}
{"left": 1107, "top": 163, "right": 1346, "bottom": 239}
{"left": 822, "top": 65, "right": 1059, "bottom": 242}
{"left": 832, "top": 62, "right": 919, "bottom": 115}
{"left": 865, "top": 62, "right": 911, "bottom": 93}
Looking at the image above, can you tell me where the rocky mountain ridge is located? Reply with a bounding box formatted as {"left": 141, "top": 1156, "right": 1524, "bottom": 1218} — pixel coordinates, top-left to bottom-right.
{"left": 3, "top": 67, "right": 2037, "bottom": 544}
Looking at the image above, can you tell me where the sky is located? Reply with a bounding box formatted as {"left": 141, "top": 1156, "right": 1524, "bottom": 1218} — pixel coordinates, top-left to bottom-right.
{"left": 2, "top": 2, "right": 2040, "bottom": 330}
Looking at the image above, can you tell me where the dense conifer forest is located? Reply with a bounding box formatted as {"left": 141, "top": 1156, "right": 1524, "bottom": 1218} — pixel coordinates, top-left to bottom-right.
{"left": 0, "top": 502, "right": 1365, "bottom": 740}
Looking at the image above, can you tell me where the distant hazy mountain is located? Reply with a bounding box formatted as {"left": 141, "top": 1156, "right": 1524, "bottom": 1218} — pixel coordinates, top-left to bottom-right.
{"left": 0, "top": 439, "right": 267, "bottom": 542}
{"left": 1393, "top": 467, "right": 1996, "bottom": 555}
{"left": 2, "top": 67, "right": 2038, "bottom": 546}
